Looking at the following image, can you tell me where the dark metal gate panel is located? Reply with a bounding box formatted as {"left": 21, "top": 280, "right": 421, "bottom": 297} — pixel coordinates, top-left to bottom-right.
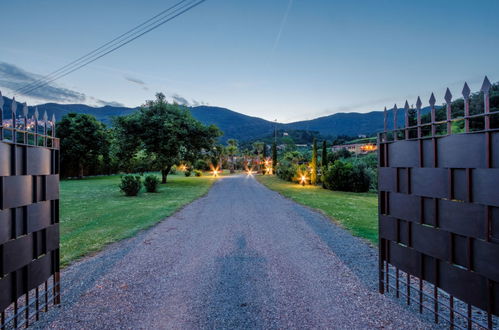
{"left": 0, "top": 96, "right": 60, "bottom": 328}
{"left": 378, "top": 77, "right": 499, "bottom": 329}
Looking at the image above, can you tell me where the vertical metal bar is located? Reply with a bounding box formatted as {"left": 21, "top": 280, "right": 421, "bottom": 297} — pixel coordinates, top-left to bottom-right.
{"left": 25, "top": 293, "right": 29, "bottom": 328}
{"left": 429, "top": 93, "right": 436, "bottom": 137}
{"left": 450, "top": 295, "right": 454, "bottom": 329}
{"left": 419, "top": 278, "right": 423, "bottom": 313}
{"left": 44, "top": 281, "right": 48, "bottom": 312}
{"left": 482, "top": 76, "right": 491, "bottom": 130}
{"left": 467, "top": 304, "right": 472, "bottom": 330}
{"left": 35, "top": 287, "right": 40, "bottom": 321}
{"left": 416, "top": 97, "right": 422, "bottom": 138}
{"left": 404, "top": 101, "right": 410, "bottom": 140}
{"left": 396, "top": 267, "right": 400, "bottom": 298}
{"left": 11, "top": 97, "right": 17, "bottom": 144}
{"left": 445, "top": 88, "right": 452, "bottom": 135}
{"left": 393, "top": 104, "right": 398, "bottom": 141}
{"left": 434, "top": 258, "right": 439, "bottom": 324}
{"left": 406, "top": 273, "right": 410, "bottom": 305}
{"left": 379, "top": 239, "right": 385, "bottom": 294}
{"left": 0, "top": 91, "right": 4, "bottom": 141}
{"left": 384, "top": 106, "right": 388, "bottom": 132}
{"left": 462, "top": 82, "right": 471, "bottom": 133}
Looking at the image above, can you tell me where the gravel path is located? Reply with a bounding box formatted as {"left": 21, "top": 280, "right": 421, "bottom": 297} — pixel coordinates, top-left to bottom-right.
{"left": 35, "top": 175, "right": 435, "bottom": 329}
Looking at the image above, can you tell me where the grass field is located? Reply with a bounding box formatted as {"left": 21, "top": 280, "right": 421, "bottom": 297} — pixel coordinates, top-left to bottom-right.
{"left": 60, "top": 173, "right": 217, "bottom": 267}
{"left": 256, "top": 175, "right": 378, "bottom": 244}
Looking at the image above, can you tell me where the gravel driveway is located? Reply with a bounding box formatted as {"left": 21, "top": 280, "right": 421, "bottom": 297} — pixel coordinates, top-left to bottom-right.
{"left": 35, "top": 175, "right": 434, "bottom": 329}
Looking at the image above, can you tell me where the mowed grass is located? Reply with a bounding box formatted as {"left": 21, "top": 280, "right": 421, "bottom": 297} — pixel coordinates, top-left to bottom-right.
{"left": 257, "top": 175, "right": 378, "bottom": 244}
{"left": 60, "top": 173, "right": 216, "bottom": 267}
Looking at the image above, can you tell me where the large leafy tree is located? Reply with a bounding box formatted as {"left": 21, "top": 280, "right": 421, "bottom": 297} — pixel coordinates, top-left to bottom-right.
{"left": 57, "top": 113, "right": 109, "bottom": 178}
{"left": 115, "top": 93, "right": 221, "bottom": 183}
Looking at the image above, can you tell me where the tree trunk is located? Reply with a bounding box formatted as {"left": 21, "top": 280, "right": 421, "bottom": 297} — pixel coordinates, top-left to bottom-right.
{"left": 78, "top": 163, "right": 84, "bottom": 179}
{"left": 161, "top": 165, "right": 172, "bottom": 184}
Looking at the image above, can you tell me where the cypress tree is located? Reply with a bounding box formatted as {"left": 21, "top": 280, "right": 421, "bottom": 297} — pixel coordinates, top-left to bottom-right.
{"left": 321, "top": 140, "right": 328, "bottom": 187}
{"left": 322, "top": 140, "right": 328, "bottom": 167}
{"left": 272, "top": 142, "right": 277, "bottom": 174}
{"left": 311, "top": 138, "right": 318, "bottom": 184}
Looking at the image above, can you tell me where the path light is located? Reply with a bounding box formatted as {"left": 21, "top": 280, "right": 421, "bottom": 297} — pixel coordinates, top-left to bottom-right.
{"left": 246, "top": 166, "right": 254, "bottom": 176}
{"left": 179, "top": 164, "right": 187, "bottom": 172}
{"left": 300, "top": 174, "right": 307, "bottom": 186}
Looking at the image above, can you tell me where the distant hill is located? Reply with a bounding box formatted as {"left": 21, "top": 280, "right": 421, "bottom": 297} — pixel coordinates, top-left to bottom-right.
{"left": 1, "top": 96, "right": 406, "bottom": 141}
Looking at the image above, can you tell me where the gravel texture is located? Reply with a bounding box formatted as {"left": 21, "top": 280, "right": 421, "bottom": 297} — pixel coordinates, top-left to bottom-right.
{"left": 35, "top": 175, "right": 436, "bottom": 329}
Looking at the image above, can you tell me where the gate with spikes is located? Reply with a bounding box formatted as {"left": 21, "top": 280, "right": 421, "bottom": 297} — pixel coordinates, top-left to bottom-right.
{"left": 378, "top": 76, "right": 499, "bottom": 329}
{"left": 0, "top": 93, "right": 60, "bottom": 328}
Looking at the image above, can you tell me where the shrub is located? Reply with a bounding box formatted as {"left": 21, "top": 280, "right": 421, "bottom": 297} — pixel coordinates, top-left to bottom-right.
{"left": 351, "top": 164, "right": 371, "bottom": 192}
{"left": 322, "top": 160, "right": 371, "bottom": 192}
{"left": 193, "top": 169, "right": 202, "bottom": 177}
{"left": 194, "top": 159, "right": 210, "bottom": 171}
{"left": 277, "top": 161, "right": 298, "bottom": 182}
{"left": 169, "top": 165, "right": 177, "bottom": 175}
{"left": 119, "top": 175, "right": 142, "bottom": 196}
{"left": 184, "top": 170, "right": 192, "bottom": 177}
{"left": 144, "top": 175, "right": 160, "bottom": 193}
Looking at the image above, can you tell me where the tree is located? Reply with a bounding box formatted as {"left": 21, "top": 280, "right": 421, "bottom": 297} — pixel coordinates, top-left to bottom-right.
{"left": 310, "top": 138, "right": 318, "bottom": 184}
{"left": 57, "top": 113, "right": 109, "bottom": 178}
{"left": 321, "top": 140, "right": 328, "bottom": 167}
{"left": 115, "top": 93, "right": 221, "bottom": 183}
{"left": 226, "top": 139, "right": 238, "bottom": 173}
{"left": 272, "top": 142, "right": 277, "bottom": 174}
{"left": 321, "top": 140, "right": 328, "bottom": 187}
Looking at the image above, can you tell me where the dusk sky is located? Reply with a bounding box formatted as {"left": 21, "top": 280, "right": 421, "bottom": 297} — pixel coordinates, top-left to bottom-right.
{"left": 1, "top": 0, "right": 498, "bottom": 122}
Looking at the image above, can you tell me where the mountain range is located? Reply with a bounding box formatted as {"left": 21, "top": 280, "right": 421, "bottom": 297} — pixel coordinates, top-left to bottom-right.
{"left": 1, "top": 96, "right": 404, "bottom": 142}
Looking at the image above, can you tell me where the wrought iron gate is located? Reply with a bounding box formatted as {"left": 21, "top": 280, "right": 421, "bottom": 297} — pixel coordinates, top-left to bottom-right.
{"left": 0, "top": 95, "right": 60, "bottom": 328}
{"left": 378, "top": 77, "right": 498, "bottom": 329}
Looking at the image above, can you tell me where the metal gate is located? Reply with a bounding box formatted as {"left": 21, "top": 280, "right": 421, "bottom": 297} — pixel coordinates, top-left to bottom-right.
{"left": 0, "top": 95, "right": 60, "bottom": 328}
{"left": 378, "top": 77, "right": 498, "bottom": 329}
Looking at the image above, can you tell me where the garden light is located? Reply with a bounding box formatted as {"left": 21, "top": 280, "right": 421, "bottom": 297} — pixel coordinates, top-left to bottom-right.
{"left": 300, "top": 175, "right": 307, "bottom": 186}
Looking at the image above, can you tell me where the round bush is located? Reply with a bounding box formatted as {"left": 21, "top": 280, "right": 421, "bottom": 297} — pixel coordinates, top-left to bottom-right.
{"left": 144, "top": 174, "right": 160, "bottom": 193}
{"left": 193, "top": 169, "right": 202, "bottom": 177}
{"left": 184, "top": 170, "right": 192, "bottom": 177}
{"left": 119, "top": 175, "right": 142, "bottom": 196}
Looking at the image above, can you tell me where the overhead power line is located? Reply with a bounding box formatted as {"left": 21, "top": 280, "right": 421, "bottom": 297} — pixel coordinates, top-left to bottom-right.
{"left": 15, "top": 0, "right": 207, "bottom": 96}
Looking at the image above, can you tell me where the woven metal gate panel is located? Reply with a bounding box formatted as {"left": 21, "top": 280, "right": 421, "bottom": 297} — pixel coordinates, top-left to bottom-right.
{"left": 378, "top": 78, "right": 499, "bottom": 329}
{"left": 0, "top": 97, "right": 60, "bottom": 328}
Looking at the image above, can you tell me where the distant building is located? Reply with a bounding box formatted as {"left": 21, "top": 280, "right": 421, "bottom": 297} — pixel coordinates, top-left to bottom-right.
{"left": 331, "top": 143, "right": 377, "bottom": 155}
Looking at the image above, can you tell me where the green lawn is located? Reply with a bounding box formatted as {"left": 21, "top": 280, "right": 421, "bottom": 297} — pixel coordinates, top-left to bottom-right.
{"left": 257, "top": 175, "right": 378, "bottom": 244}
{"left": 60, "top": 173, "right": 217, "bottom": 267}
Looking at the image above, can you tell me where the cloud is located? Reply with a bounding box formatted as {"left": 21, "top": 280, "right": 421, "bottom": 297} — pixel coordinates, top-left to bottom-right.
{"left": 172, "top": 94, "right": 190, "bottom": 106}
{"left": 124, "top": 75, "right": 148, "bottom": 91}
{"left": 97, "top": 99, "right": 125, "bottom": 107}
{"left": 0, "top": 62, "right": 86, "bottom": 103}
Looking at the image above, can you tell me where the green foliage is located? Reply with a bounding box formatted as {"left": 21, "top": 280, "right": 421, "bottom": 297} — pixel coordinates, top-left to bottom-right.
{"left": 321, "top": 140, "right": 328, "bottom": 167}
{"left": 184, "top": 169, "right": 192, "bottom": 177}
{"left": 114, "top": 93, "right": 221, "bottom": 183}
{"left": 310, "top": 139, "right": 318, "bottom": 184}
{"left": 119, "top": 175, "right": 142, "bottom": 196}
{"left": 57, "top": 113, "right": 109, "bottom": 178}
{"left": 144, "top": 175, "right": 160, "bottom": 193}
{"left": 276, "top": 162, "right": 298, "bottom": 182}
{"left": 272, "top": 142, "right": 277, "bottom": 174}
{"left": 194, "top": 159, "right": 210, "bottom": 171}
{"left": 193, "top": 169, "right": 202, "bottom": 177}
{"left": 322, "top": 160, "right": 370, "bottom": 192}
